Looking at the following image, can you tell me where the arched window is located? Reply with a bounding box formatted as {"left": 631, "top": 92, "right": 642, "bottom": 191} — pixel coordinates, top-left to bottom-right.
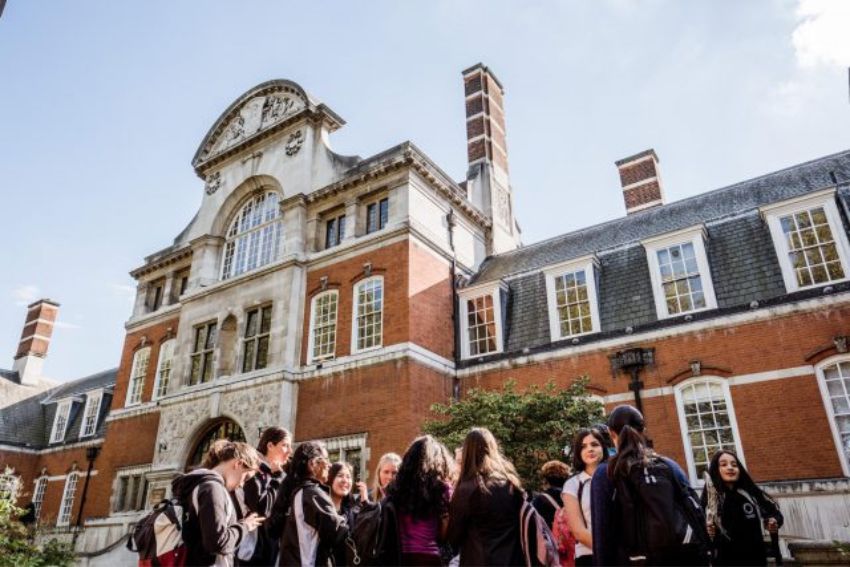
{"left": 816, "top": 357, "right": 850, "bottom": 476}
{"left": 153, "top": 340, "right": 175, "bottom": 399}
{"left": 673, "top": 378, "right": 743, "bottom": 482}
{"left": 58, "top": 472, "right": 79, "bottom": 527}
{"left": 126, "top": 347, "right": 151, "bottom": 407}
{"left": 221, "top": 191, "right": 282, "bottom": 280}
{"left": 187, "top": 419, "right": 246, "bottom": 470}
{"left": 32, "top": 476, "right": 47, "bottom": 520}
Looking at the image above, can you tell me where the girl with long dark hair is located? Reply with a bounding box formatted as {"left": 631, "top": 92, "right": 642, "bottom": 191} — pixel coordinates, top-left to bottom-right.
{"left": 447, "top": 427, "right": 524, "bottom": 566}
{"left": 562, "top": 427, "right": 608, "bottom": 566}
{"left": 385, "top": 435, "right": 455, "bottom": 566}
{"left": 590, "top": 405, "right": 709, "bottom": 566}
{"left": 701, "top": 450, "right": 783, "bottom": 566}
{"left": 268, "top": 441, "right": 349, "bottom": 566}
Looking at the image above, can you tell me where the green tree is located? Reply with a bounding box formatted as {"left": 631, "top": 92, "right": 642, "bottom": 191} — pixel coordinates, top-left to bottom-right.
{"left": 424, "top": 378, "right": 604, "bottom": 490}
{"left": 0, "top": 468, "right": 74, "bottom": 567}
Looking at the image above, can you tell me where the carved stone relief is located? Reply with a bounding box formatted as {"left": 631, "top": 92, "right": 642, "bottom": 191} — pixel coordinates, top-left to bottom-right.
{"left": 285, "top": 130, "right": 304, "bottom": 156}
{"left": 212, "top": 94, "right": 304, "bottom": 156}
{"left": 204, "top": 172, "right": 222, "bottom": 195}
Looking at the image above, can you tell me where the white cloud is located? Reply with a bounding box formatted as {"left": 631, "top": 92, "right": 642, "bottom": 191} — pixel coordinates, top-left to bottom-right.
{"left": 792, "top": 0, "right": 850, "bottom": 68}
{"left": 12, "top": 284, "right": 40, "bottom": 306}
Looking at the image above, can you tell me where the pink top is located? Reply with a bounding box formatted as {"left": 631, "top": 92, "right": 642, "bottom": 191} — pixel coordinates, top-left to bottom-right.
{"left": 398, "top": 482, "right": 452, "bottom": 556}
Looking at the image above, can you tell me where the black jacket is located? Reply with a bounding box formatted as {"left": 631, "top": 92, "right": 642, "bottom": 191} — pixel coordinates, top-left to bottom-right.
{"left": 702, "top": 486, "right": 784, "bottom": 566}
{"left": 277, "top": 479, "right": 349, "bottom": 566}
{"left": 447, "top": 477, "right": 524, "bottom": 566}
{"left": 531, "top": 487, "right": 563, "bottom": 529}
{"left": 172, "top": 469, "right": 245, "bottom": 567}
{"left": 236, "top": 460, "right": 284, "bottom": 566}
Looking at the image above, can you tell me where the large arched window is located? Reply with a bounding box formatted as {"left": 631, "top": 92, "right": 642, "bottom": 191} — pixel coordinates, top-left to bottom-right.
{"left": 187, "top": 419, "right": 246, "bottom": 470}
{"left": 816, "top": 357, "right": 850, "bottom": 476}
{"left": 673, "top": 377, "right": 744, "bottom": 482}
{"left": 221, "top": 191, "right": 283, "bottom": 280}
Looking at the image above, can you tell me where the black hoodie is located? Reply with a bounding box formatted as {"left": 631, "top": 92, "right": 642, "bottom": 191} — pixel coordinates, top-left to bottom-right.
{"left": 172, "top": 469, "right": 245, "bottom": 567}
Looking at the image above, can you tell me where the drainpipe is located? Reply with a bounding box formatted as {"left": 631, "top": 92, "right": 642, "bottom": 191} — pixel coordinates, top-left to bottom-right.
{"left": 447, "top": 210, "right": 461, "bottom": 401}
{"left": 73, "top": 446, "right": 100, "bottom": 546}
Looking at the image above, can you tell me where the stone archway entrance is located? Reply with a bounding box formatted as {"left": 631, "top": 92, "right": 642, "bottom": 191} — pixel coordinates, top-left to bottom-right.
{"left": 186, "top": 418, "right": 246, "bottom": 470}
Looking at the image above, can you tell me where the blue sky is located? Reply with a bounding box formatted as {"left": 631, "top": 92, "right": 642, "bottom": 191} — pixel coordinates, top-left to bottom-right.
{"left": 1, "top": 0, "right": 848, "bottom": 382}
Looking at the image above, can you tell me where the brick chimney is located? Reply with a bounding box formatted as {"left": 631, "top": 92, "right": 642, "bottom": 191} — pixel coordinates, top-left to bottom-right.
{"left": 463, "top": 63, "right": 520, "bottom": 254}
{"left": 12, "top": 299, "right": 59, "bottom": 385}
{"left": 616, "top": 149, "right": 665, "bottom": 214}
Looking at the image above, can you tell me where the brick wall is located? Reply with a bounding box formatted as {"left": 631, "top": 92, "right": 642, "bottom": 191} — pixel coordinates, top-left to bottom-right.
{"left": 111, "top": 318, "right": 179, "bottom": 410}
{"left": 462, "top": 304, "right": 850, "bottom": 481}
{"left": 295, "top": 359, "right": 453, "bottom": 481}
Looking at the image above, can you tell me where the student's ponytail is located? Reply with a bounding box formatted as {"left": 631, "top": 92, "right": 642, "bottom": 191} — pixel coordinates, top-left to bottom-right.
{"left": 606, "top": 405, "right": 652, "bottom": 481}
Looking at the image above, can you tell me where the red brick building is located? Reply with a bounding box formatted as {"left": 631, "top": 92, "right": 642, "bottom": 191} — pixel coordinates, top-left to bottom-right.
{"left": 2, "top": 64, "right": 849, "bottom": 559}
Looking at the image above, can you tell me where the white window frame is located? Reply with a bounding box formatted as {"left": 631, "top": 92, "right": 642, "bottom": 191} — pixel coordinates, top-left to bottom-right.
{"left": 308, "top": 290, "right": 340, "bottom": 363}
{"left": 152, "top": 339, "right": 176, "bottom": 400}
{"left": 318, "top": 433, "right": 369, "bottom": 481}
{"left": 351, "top": 276, "right": 385, "bottom": 354}
{"left": 815, "top": 354, "right": 850, "bottom": 477}
{"left": 49, "top": 399, "right": 73, "bottom": 444}
{"left": 458, "top": 281, "right": 506, "bottom": 360}
{"left": 543, "top": 256, "right": 601, "bottom": 341}
{"left": 643, "top": 225, "right": 718, "bottom": 320}
{"left": 79, "top": 389, "right": 103, "bottom": 439}
{"left": 125, "top": 347, "right": 151, "bottom": 407}
{"left": 760, "top": 189, "right": 850, "bottom": 293}
{"left": 57, "top": 472, "right": 79, "bottom": 527}
{"left": 673, "top": 376, "right": 745, "bottom": 484}
{"left": 32, "top": 475, "right": 47, "bottom": 520}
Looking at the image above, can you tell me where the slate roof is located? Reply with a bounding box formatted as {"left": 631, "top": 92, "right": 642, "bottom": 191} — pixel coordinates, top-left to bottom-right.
{"left": 0, "top": 368, "right": 19, "bottom": 383}
{"left": 464, "top": 149, "right": 850, "bottom": 365}
{"left": 0, "top": 368, "right": 116, "bottom": 449}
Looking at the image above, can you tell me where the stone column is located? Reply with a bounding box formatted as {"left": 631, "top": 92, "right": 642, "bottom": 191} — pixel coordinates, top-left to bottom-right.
{"left": 343, "top": 199, "right": 359, "bottom": 241}
{"left": 281, "top": 193, "right": 307, "bottom": 258}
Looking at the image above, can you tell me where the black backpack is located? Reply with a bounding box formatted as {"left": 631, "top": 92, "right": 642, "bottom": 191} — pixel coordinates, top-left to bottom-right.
{"left": 613, "top": 457, "right": 711, "bottom": 564}
{"left": 344, "top": 500, "right": 401, "bottom": 566}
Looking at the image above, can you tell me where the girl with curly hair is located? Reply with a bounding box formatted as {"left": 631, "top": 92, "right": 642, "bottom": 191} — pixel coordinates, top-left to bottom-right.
{"left": 385, "top": 435, "right": 456, "bottom": 566}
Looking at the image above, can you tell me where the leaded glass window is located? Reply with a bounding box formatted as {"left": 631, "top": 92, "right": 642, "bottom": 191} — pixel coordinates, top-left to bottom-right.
{"left": 554, "top": 269, "right": 593, "bottom": 337}
{"left": 657, "top": 242, "right": 706, "bottom": 315}
{"left": 780, "top": 206, "right": 845, "bottom": 288}
{"left": 242, "top": 305, "right": 272, "bottom": 372}
{"left": 190, "top": 322, "right": 217, "bottom": 385}
{"left": 822, "top": 361, "right": 850, "bottom": 469}
{"left": 354, "top": 278, "right": 383, "bottom": 351}
{"left": 679, "top": 381, "right": 738, "bottom": 478}
{"left": 311, "top": 292, "right": 338, "bottom": 362}
{"left": 466, "top": 294, "right": 498, "bottom": 356}
{"left": 221, "top": 192, "right": 282, "bottom": 280}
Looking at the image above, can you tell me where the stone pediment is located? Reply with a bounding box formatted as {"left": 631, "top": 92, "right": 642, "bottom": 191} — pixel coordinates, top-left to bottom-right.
{"left": 192, "top": 80, "right": 343, "bottom": 173}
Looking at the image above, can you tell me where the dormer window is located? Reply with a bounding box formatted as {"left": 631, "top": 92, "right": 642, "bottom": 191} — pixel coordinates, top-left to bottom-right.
{"left": 643, "top": 226, "right": 718, "bottom": 319}
{"left": 80, "top": 390, "right": 103, "bottom": 438}
{"left": 221, "top": 191, "right": 282, "bottom": 280}
{"left": 459, "top": 283, "right": 505, "bottom": 359}
{"left": 761, "top": 190, "right": 850, "bottom": 292}
{"left": 543, "top": 256, "right": 601, "bottom": 341}
{"left": 50, "top": 399, "right": 72, "bottom": 444}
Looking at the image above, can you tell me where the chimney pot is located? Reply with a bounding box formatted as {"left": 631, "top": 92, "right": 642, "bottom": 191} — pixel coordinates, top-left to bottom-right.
{"left": 616, "top": 149, "right": 665, "bottom": 215}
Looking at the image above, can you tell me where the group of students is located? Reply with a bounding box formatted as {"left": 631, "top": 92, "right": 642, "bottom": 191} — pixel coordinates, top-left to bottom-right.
{"left": 167, "top": 405, "right": 783, "bottom": 566}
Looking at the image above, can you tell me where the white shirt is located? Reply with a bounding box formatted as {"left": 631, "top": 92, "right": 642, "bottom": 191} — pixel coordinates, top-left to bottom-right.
{"left": 562, "top": 471, "right": 593, "bottom": 558}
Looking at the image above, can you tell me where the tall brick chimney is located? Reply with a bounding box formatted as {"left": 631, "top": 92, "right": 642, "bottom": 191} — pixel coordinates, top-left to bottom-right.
{"left": 463, "top": 63, "right": 520, "bottom": 254}
{"left": 12, "top": 299, "right": 59, "bottom": 385}
{"left": 616, "top": 149, "right": 665, "bottom": 215}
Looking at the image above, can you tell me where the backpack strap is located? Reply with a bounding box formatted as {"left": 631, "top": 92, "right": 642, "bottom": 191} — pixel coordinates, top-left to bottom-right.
{"left": 539, "top": 492, "right": 561, "bottom": 512}
{"left": 576, "top": 478, "right": 590, "bottom": 528}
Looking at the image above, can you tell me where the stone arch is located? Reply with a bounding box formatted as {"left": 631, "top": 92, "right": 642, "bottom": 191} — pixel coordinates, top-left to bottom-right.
{"left": 185, "top": 417, "right": 247, "bottom": 471}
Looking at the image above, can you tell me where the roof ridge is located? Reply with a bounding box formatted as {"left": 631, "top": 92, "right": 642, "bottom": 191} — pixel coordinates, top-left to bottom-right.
{"left": 487, "top": 148, "right": 850, "bottom": 263}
